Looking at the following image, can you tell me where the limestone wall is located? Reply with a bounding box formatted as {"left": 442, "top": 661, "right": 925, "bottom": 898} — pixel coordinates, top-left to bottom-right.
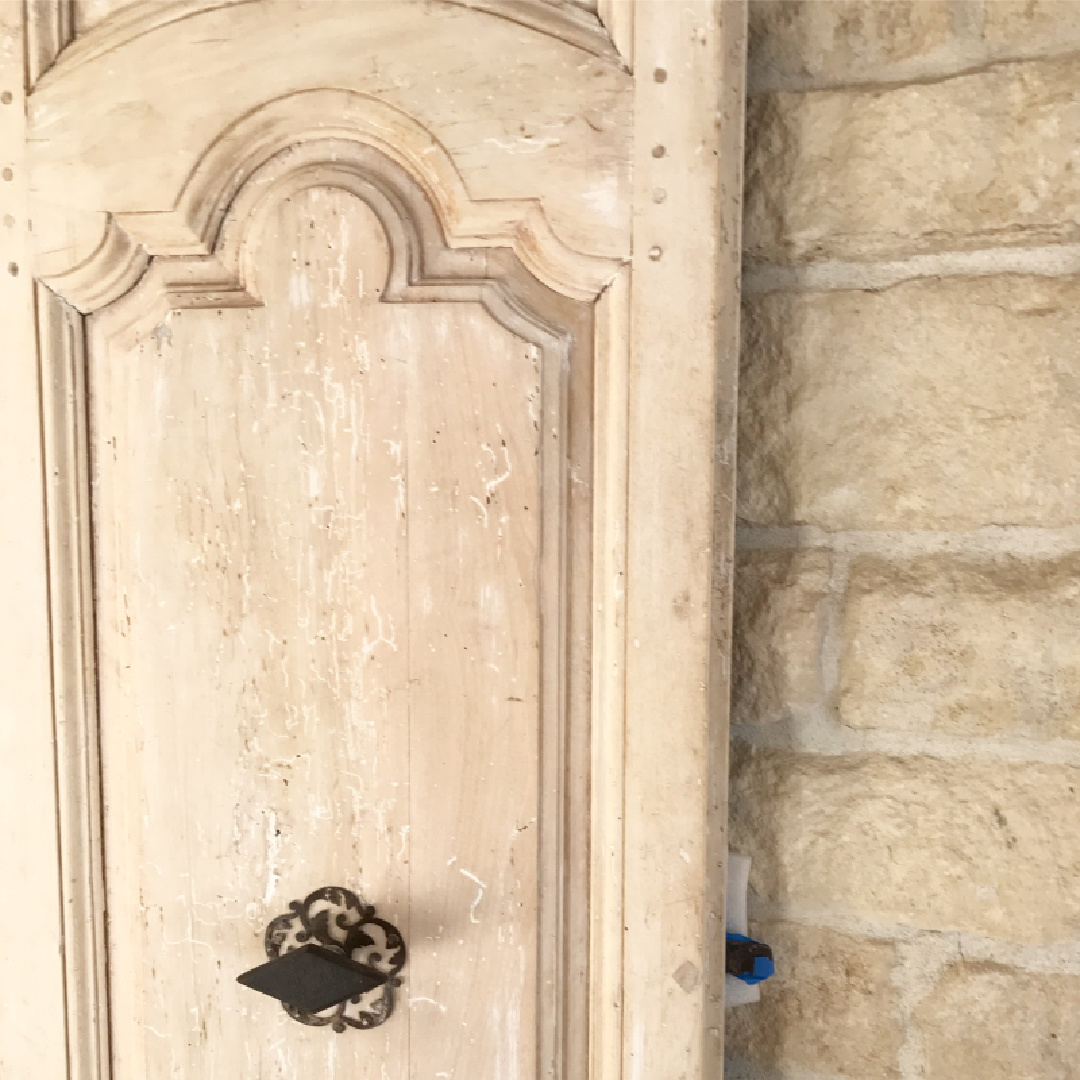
{"left": 727, "top": 4, "right": 1080, "bottom": 1078}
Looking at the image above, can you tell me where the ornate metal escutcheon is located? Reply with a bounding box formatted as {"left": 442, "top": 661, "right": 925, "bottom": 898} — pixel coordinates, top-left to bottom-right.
{"left": 237, "top": 886, "right": 406, "bottom": 1032}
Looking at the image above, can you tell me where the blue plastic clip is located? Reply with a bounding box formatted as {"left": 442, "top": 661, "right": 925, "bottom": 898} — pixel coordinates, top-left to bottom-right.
{"left": 725, "top": 932, "right": 775, "bottom": 986}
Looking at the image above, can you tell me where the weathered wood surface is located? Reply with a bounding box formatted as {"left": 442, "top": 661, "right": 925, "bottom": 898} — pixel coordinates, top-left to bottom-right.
{"left": 29, "top": 0, "right": 632, "bottom": 294}
{"left": 622, "top": 6, "right": 745, "bottom": 1080}
{"left": 2, "top": 4, "right": 746, "bottom": 1080}
{"left": 90, "top": 186, "right": 547, "bottom": 1080}
{"left": 0, "top": 5, "right": 68, "bottom": 1076}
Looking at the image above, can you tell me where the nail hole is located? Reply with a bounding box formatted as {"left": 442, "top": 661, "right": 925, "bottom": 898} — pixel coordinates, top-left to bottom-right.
{"left": 648, "top": 246, "right": 663, "bottom": 262}
{"left": 7, "top": 262, "right": 18, "bottom": 277}
{"left": 0, "top": 91, "right": 12, "bottom": 105}
{"left": 651, "top": 145, "right": 666, "bottom": 159}
{"left": 653, "top": 188, "right": 667, "bottom": 204}
{"left": 653, "top": 68, "right": 667, "bottom": 83}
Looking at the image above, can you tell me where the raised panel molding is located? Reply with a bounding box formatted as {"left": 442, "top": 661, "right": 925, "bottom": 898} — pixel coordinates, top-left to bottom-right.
{"left": 29, "top": 1, "right": 622, "bottom": 89}
{"left": 36, "top": 287, "right": 110, "bottom": 1080}
{"left": 53, "top": 0, "right": 622, "bottom": 77}
{"left": 42, "top": 91, "right": 624, "bottom": 314}
{"left": 41, "top": 94, "right": 609, "bottom": 1080}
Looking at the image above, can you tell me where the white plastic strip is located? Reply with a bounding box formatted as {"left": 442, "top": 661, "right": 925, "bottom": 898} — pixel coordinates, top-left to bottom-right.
{"left": 725, "top": 854, "right": 760, "bottom": 1006}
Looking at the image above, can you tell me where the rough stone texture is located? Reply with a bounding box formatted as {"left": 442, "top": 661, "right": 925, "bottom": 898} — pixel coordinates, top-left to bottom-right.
{"left": 841, "top": 553, "right": 1080, "bottom": 740}
{"left": 729, "top": 744, "right": 1080, "bottom": 943}
{"left": 726, "top": 919, "right": 902, "bottom": 1080}
{"left": 732, "top": 549, "right": 831, "bottom": 726}
{"left": 732, "top": 5, "right": 1080, "bottom": 1077}
{"left": 738, "top": 277, "right": 1080, "bottom": 530}
{"left": 916, "top": 962, "right": 1080, "bottom": 1080}
{"left": 748, "top": 0, "right": 953, "bottom": 91}
{"left": 982, "top": 1, "right": 1080, "bottom": 58}
{"left": 734, "top": 6, "right": 1080, "bottom": 1071}
{"left": 749, "top": 2, "right": 1080, "bottom": 97}
{"left": 745, "top": 57, "right": 1080, "bottom": 265}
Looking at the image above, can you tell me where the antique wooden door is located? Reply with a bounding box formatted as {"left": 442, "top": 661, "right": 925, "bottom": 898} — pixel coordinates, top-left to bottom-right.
{"left": 0, "top": 3, "right": 746, "bottom": 1080}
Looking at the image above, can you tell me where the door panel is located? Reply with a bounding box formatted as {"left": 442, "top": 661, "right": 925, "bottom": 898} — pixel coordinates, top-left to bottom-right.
{"left": 92, "top": 180, "right": 562, "bottom": 1080}
{"left": 4, "top": 4, "right": 746, "bottom": 1080}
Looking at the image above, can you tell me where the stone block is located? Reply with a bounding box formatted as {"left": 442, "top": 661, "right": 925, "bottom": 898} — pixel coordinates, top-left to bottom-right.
{"left": 729, "top": 744, "right": 1080, "bottom": 943}
{"left": 738, "top": 278, "right": 1080, "bottom": 529}
{"left": 916, "top": 961, "right": 1080, "bottom": 1080}
{"left": 748, "top": 1, "right": 953, "bottom": 91}
{"left": 982, "top": 1, "right": 1080, "bottom": 57}
{"left": 726, "top": 919, "right": 901, "bottom": 1080}
{"left": 732, "top": 549, "right": 831, "bottom": 725}
{"left": 745, "top": 57, "right": 1080, "bottom": 264}
{"left": 840, "top": 553, "right": 1080, "bottom": 740}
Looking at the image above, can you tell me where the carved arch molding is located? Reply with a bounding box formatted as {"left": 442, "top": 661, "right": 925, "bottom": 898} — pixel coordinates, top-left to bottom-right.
{"left": 39, "top": 82, "right": 618, "bottom": 1080}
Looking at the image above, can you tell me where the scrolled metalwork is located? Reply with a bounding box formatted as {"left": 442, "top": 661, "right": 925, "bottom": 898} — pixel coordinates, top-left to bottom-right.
{"left": 264, "top": 885, "right": 406, "bottom": 1032}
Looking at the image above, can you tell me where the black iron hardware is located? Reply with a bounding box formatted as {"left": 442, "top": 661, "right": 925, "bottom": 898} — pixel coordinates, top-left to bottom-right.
{"left": 237, "top": 885, "right": 406, "bottom": 1032}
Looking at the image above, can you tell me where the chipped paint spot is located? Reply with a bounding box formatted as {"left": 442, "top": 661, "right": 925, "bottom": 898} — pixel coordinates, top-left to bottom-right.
{"left": 632, "top": 1021, "right": 645, "bottom": 1080}
{"left": 483, "top": 135, "right": 561, "bottom": 154}
{"left": 460, "top": 868, "right": 487, "bottom": 923}
{"left": 582, "top": 172, "right": 620, "bottom": 223}
{"left": 481, "top": 439, "right": 513, "bottom": 501}
{"left": 470, "top": 494, "right": 489, "bottom": 525}
{"left": 262, "top": 809, "right": 282, "bottom": 905}
{"left": 409, "top": 996, "right": 448, "bottom": 1012}
{"left": 288, "top": 268, "right": 311, "bottom": 307}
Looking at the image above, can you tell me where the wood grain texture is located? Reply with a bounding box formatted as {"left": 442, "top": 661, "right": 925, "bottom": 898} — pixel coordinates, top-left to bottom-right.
{"left": 596, "top": 0, "right": 633, "bottom": 68}
{"left": 84, "top": 161, "right": 592, "bottom": 1079}
{"left": 706, "top": 4, "right": 748, "bottom": 1072}
{"left": 28, "top": 0, "right": 632, "bottom": 289}
{"left": 37, "top": 287, "right": 111, "bottom": 1080}
{"left": 40, "top": 91, "right": 621, "bottom": 311}
{"left": 17, "top": 5, "right": 746, "bottom": 1080}
{"left": 78, "top": 124, "right": 591, "bottom": 1071}
{"left": 0, "top": 5, "right": 68, "bottom": 1078}
{"left": 24, "top": 0, "right": 74, "bottom": 85}
{"left": 622, "top": 4, "right": 732, "bottom": 1080}
{"left": 67, "top": 0, "right": 614, "bottom": 61}
{"left": 588, "top": 266, "right": 629, "bottom": 1080}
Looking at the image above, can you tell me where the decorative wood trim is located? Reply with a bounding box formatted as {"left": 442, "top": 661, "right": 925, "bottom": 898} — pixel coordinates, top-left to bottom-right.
{"left": 455, "top": 0, "right": 623, "bottom": 66}
{"left": 589, "top": 266, "right": 629, "bottom": 1080}
{"left": 705, "top": 5, "right": 748, "bottom": 1070}
{"left": 39, "top": 0, "right": 622, "bottom": 87}
{"left": 42, "top": 217, "right": 150, "bottom": 316}
{"left": 50, "top": 126, "right": 605, "bottom": 1080}
{"left": 597, "top": 0, "right": 633, "bottom": 70}
{"left": 23, "top": 0, "right": 73, "bottom": 88}
{"left": 36, "top": 284, "right": 112, "bottom": 1080}
{"left": 0, "top": 3, "right": 69, "bottom": 1073}
{"left": 41, "top": 90, "right": 622, "bottom": 312}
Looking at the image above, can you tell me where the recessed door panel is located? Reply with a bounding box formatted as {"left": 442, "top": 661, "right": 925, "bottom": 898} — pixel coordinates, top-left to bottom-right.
{"left": 91, "top": 188, "right": 542, "bottom": 1080}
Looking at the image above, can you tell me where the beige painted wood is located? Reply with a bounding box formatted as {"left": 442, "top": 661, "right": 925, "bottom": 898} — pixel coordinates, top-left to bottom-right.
{"left": 4, "top": 4, "right": 746, "bottom": 1080}
{"left": 707, "top": 7, "right": 749, "bottom": 1074}
{"left": 28, "top": 0, "right": 631, "bottom": 291}
{"left": 622, "top": 6, "right": 744, "bottom": 1080}
{"left": 70, "top": 0, "right": 606, "bottom": 37}
{"left": 0, "top": 5, "right": 67, "bottom": 1077}
{"left": 589, "top": 265, "right": 629, "bottom": 1080}
{"left": 89, "top": 185, "right": 559, "bottom": 1080}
